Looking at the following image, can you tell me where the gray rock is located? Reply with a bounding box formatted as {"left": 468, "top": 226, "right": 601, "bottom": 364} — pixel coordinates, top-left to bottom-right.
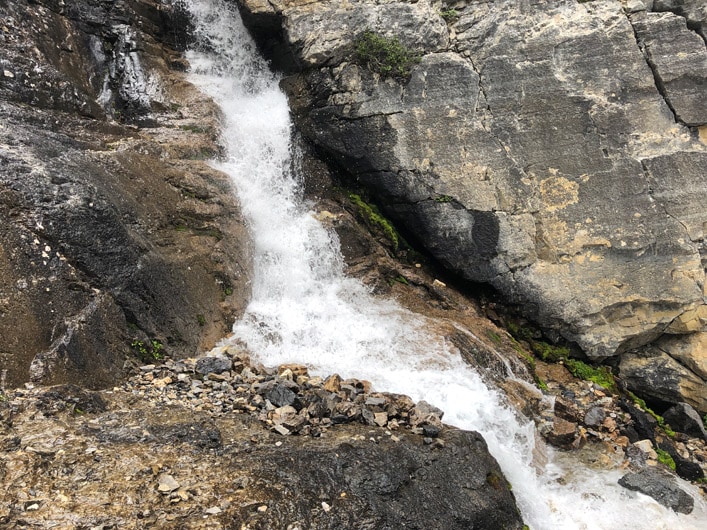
{"left": 618, "top": 468, "right": 694, "bottom": 514}
{"left": 619, "top": 349, "right": 707, "bottom": 413}
{"left": 663, "top": 403, "right": 707, "bottom": 440}
{"left": 584, "top": 406, "right": 606, "bottom": 428}
{"left": 195, "top": 356, "right": 233, "bottom": 376}
{"left": 631, "top": 11, "right": 707, "bottom": 126}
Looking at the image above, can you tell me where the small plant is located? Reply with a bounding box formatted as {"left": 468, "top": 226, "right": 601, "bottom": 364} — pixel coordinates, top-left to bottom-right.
{"left": 485, "top": 329, "right": 502, "bottom": 345}
{"left": 434, "top": 194, "right": 454, "bottom": 203}
{"left": 224, "top": 287, "right": 233, "bottom": 296}
{"left": 349, "top": 193, "right": 401, "bottom": 250}
{"left": 440, "top": 9, "right": 459, "bottom": 21}
{"left": 355, "top": 30, "right": 421, "bottom": 79}
{"left": 628, "top": 391, "right": 676, "bottom": 438}
{"left": 197, "top": 314, "right": 206, "bottom": 326}
{"left": 656, "top": 448, "right": 676, "bottom": 471}
{"left": 131, "top": 339, "right": 165, "bottom": 362}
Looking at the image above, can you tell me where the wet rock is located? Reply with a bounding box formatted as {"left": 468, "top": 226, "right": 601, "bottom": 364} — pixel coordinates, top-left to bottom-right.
{"left": 618, "top": 468, "right": 694, "bottom": 514}
{"left": 545, "top": 418, "right": 579, "bottom": 449}
{"left": 663, "top": 403, "right": 707, "bottom": 441}
{"left": 195, "top": 355, "right": 233, "bottom": 375}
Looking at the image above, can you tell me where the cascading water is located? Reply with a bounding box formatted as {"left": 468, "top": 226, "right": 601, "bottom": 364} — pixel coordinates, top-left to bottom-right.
{"left": 182, "top": 1, "right": 706, "bottom": 528}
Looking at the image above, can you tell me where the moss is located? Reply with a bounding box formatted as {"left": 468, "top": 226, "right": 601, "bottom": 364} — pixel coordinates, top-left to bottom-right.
{"left": 197, "top": 314, "right": 206, "bottom": 327}
{"left": 627, "top": 391, "right": 676, "bottom": 438}
{"left": 485, "top": 329, "right": 502, "bottom": 345}
{"left": 434, "top": 194, "right": 454, "bottom": 203}
{"left": 440, "top": 9, "right": 459, "bottom": 21}
{"left": 656, "top": 448, "right": 676, "bottom": 471}
{"left": 355, "top": 30, "right": 420, "bottom": 79}
{"left": 562, "top": 359, "right": 616, "bottom": 392}
{"left": 179, "top": 124, "right": 210, "bottom": 134}
{"left": 349, "top": 193, "right": 401, "bottom": 250}
{"left": 531, "top": 341, "right": 570, "bottom": 363}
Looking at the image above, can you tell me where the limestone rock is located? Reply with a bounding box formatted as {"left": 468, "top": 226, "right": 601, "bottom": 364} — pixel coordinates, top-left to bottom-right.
{"left": 619, "top": 349, "right": 707, "bottom": 412}
{"left": 0, "top": 0, "right": 250, "bottom": 387}
{"left": 662, "top": 403, "right": 707, "bottom": 440}
{"left": 631, "top": 11, "right": 707, "bottom": 126}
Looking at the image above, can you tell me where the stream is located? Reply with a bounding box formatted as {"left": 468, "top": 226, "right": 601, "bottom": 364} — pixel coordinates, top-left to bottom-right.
{"left": 182, "top": 1, "right": 706, "bottom": 527}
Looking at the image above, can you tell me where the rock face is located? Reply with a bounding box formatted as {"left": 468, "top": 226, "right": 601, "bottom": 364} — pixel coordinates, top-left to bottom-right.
{"left": 236, "top": 0, "right": 707, "bottom": 408}
{"left": 0, "top": 0, "right": 250, "bottom": 388}
{"left": 618, "top": 467, "right": 694, "bottom": 514}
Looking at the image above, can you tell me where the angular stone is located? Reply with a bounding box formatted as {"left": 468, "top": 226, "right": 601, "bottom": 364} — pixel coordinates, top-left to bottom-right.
{"left": 618, "top": 468, "right": 694, "bottom": 514}
{"left": 157, "top": 474, "right": 180, "bottom": 493}
{"left": 662, "top": 403, "right": 707, "bottom": 441}
{"left": 584, "top": 407, "right": 606, "bottom": 428}
{"left": 195, "top": 356, "right": 233, "bottom": 376}
{"left": 323, "top": 374, "right": 342, "bottom": 393}
{"left": 264, "top": 384, "right": 297, "bottom": 408}
{"left": 545, "top": 418, "right": 578, "bottom": 449}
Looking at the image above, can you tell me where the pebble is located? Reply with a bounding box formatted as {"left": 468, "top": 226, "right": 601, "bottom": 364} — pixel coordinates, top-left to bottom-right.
{"left": 157, "top": 474, "right": 180, "bottom": 493}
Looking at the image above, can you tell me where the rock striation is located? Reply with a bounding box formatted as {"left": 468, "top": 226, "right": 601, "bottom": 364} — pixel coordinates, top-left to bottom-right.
{"left": 0, "top": 0, "right": 250, "bottom": 388}
{"left": 235, "top": 0, "right": 707, "bottom": 410}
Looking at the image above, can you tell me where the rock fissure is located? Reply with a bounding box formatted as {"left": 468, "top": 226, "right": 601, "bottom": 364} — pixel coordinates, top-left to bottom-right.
{"left": 627, "top": 13, "right": 683, "bottom": 126}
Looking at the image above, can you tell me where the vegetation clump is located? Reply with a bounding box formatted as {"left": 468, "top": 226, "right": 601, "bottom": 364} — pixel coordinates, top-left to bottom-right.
{"left": 131, "top": 339, "right": 165, "bottom": 362}
{"left": 628, "top": 391, "right": 676, "bottom": 438}
{"left": 355, "top": 30, "right": 420, "bottom": 79}
{"left": 349, "top": 193, "right": 401, "bottom": 250}
{"left": 440, "top": 9, "right": 459, "bottom": 21}
{"left": 656, "top": 447, "right": 677, "bottom": 471}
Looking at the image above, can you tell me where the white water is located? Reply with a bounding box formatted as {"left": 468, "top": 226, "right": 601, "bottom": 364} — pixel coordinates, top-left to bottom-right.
{"left": 183, "top": 1, "right": 707, "bottom": 528}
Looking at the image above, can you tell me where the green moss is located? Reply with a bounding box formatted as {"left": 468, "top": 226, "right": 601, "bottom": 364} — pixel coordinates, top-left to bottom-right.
{"left": 197, "top": 314, "right": 206, "bottom": 327}
{"left": 627, "top": 391, "right": 676, "bottom": 438}
{"left": 180, "top": 124, "right": 210, "bottom": 134}
{"left": 355, "top": 30, "right": 421, "bottom": 79}
{"left": 349, "top": 193, "right": 400, "bottom": 250}
{"left": 486, "top": 329, "right": 502, "bottom": 345}
{"left": 531, "top": 341, "right": 570, "bottom": 363}
{"left": 656, "top": 448, "right": 676, "bottom": 471}
{"left": 563, "top": 359, "right": 616, "bottom": 392}
{"left": 440, "top": 9, "right": 459, "bottom": 21}
{"left": 434, "top": 194, "right": 454, "bottom": 203}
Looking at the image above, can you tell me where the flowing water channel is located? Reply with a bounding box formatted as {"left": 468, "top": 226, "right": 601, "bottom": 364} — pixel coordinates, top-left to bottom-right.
{"left": 182, "top": 1, "right": 706, "bottom": 527}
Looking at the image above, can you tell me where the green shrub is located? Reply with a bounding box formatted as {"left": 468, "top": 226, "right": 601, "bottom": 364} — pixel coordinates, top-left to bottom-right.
{"left": 355, "top": 30, "right": 420, "bottom": 79}
{"left": 440, "top": 9, "right": 459, "bottom": 21}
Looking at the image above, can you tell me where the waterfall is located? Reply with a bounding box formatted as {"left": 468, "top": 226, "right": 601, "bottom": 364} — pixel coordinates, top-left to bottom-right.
{"left": 182, "top": 1, "right": 706, "bottom": 528}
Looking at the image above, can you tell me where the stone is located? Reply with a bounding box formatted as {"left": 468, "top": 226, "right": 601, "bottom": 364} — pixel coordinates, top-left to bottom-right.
{"left": 631, "top": 11, "right": 707, "bottom": 126}
{"left": 619, "top": 351, "right": 707, "bottom": 413}
{"left": 584, "top": 406, "right": 606, "bottom": 428}
{"left": 545, "top": 418, "right": 578, "bottom": 449}
{"left": 323, "top": 374, "right": 342, "bottom": 393}
{"left": 662, "top": 403, "right": 707, "bottom": 441}
{"left": 618, "top": 468, "right": 694, "bottom": 514}
{"left": 265, "top": 383, "right": 297, "bottom": 408}
{"left": 157, "top": 474, "right": 180, "bottom": 494}
{"left": 195, "top": 356, "right": 233, "bottom": 376}
{"left": 633, "top": 439, "right": 658, "bottom": 460}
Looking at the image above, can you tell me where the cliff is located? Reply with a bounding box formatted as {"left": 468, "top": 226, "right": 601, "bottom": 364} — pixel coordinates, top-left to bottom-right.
{"left": 235, "top": 0, "right": 707, "bottom": 412}
{"left": 0, "top": 0, "right": 250, "bottom": 388}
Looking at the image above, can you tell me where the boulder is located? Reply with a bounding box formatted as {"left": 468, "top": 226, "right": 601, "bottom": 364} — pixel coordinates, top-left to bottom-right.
{"left": 618, "top": 468, "right": 694, "bottom": 514}
{"left": 662, "top": 403, "right": 707, "bottom": 440}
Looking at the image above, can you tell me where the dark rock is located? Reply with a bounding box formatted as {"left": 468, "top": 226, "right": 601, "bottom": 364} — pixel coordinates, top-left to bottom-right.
{"left": 618, "top": 398, "right": 658, "bottom": 442}
{"left": 265, "top": 383, "right": 297, "bottom": 408}
{"left": 663, "top": 403, "right": 707, "bottom": 440}
{"left": 195, "top": 356, "right": 233, "bottom": 376}
{"left": 618, "top": 468, "right": 694, "bottom": 514}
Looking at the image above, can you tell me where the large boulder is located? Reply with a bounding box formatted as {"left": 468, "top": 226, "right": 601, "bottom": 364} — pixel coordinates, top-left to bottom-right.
{"left": 0, "top": 0, "right": 250, "bottom": 388}
{"left": 236, "top": 0, "right": 707, "bottom": 403}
